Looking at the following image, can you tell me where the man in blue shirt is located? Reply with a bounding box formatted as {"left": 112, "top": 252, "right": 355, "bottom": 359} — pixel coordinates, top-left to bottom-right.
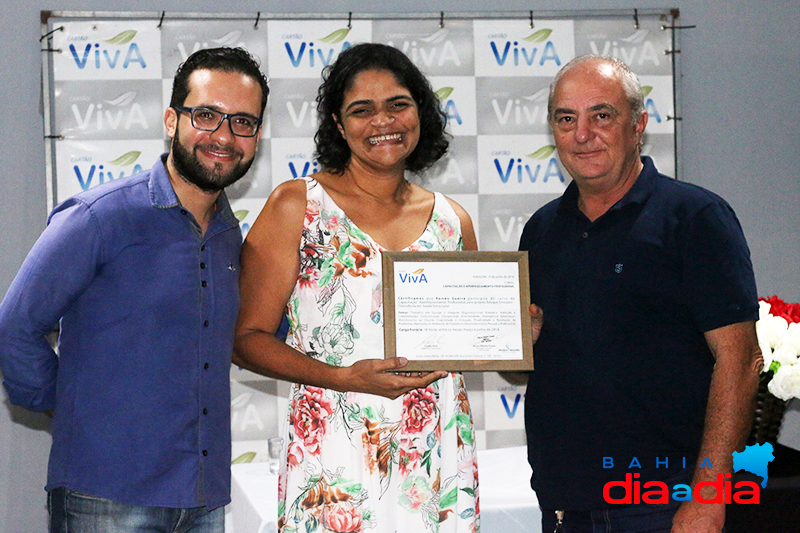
{"left": 0, "top": 47, "right": 268, "bottom": 532}
{"left": 519, "top": 55, "right": 763, "bottom": 532}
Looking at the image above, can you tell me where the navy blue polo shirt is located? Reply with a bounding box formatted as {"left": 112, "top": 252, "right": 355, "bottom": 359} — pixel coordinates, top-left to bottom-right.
{"left": 519, "top": 157, "right": 758, "bottom": 510}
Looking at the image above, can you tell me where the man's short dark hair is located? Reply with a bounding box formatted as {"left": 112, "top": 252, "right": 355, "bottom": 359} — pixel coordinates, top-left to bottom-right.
{"left": 170, "top": 47, "right": 269, "bottom": 116}
{"left": 314, "top": 42, "right": 449, "bottom": 174}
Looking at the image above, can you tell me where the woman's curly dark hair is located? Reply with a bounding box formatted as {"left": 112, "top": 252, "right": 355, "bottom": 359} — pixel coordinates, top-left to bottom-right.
{"left": 314, "top": 43, "right": 449, "bottom": 174}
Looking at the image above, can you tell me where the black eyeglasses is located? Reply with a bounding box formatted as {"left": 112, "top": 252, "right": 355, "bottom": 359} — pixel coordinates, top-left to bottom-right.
{"left": 174, "top": 106, "right": 262, "bottom": 137}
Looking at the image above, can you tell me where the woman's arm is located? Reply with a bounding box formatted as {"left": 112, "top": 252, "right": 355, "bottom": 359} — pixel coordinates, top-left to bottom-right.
{"left": 233, "top": 179, "right": 445, "bottom": 399}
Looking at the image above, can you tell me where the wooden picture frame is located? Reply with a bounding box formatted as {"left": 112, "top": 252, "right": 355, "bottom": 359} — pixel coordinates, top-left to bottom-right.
{"left": 382, "top": 250, "right": 533, "bottom": 372}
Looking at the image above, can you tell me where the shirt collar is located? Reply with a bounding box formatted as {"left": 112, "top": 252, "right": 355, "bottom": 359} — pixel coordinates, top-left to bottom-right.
{"left": 149, "top": 154, "right": 180, "bottom": 209}
{"left": 558, "top": 156, "right": 658, "bottom": 216}
{"left": 148, "top": 153, "right": 239, "bottom": 230}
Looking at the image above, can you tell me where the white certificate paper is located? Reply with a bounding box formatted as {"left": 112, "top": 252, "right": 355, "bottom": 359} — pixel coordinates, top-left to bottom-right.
{"left": 383, "top": 251, "right": 533, "bottom": 371}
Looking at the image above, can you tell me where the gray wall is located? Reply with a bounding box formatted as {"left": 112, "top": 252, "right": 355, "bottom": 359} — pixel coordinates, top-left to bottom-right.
{"left": 1, "top": 1, "right": 798, "bottom": 531}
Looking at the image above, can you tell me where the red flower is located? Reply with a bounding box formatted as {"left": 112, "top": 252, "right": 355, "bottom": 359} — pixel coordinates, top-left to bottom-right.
{"left": 305, "top": 201, "right": 320, "bottom": 224}
{"left": 323, "top": 502, "right": 362, "bottom": 532}
{"left": 398, "top": 440, "right": 423, "bottom": 475}
{"left": 298, "top": 266, "right": 319, "bottom": 288}
{"left": 402, "top": 386, "right": 438, "bottom": 434}
{"left": 287, "top": 441, "right": 305, "bottom": 470}
{"left": 761, "top": 296, "right": 800, "bottom": 324}
{"left": 292, "top": 386, "right": 334, "bottom": 456}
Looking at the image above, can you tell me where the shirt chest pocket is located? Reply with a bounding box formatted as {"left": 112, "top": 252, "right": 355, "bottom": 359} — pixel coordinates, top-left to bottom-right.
{"left": 601, "top": 238, "right": 683, "bottom": 303}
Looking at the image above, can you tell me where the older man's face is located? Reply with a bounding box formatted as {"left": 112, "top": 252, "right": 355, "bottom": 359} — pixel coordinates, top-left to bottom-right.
{"left": 549, "top": 60, "right": 646, "bottom": 188}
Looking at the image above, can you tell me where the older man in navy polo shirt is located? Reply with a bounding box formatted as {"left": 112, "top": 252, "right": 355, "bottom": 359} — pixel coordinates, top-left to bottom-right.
{"left": 519, "top": 54, "right": 763, "bottom": 532}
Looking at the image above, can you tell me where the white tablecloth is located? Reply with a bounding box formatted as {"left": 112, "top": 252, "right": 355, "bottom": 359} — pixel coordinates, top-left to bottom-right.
{"left": 227, "top": 446, "right": 540, "bottom": 533}
{"left": 227, "top": 462, "right": 278, "bottom": 533}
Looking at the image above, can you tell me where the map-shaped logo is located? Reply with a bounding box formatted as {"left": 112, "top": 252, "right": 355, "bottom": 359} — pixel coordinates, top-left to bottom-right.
{"left": 733, "top": 442, "right": 775, "bottom": 488}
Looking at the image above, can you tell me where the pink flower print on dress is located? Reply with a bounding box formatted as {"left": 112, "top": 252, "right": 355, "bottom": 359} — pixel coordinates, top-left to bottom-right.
{"left": 323, "top": 501, "right": 363, "bottom": 532}
{"left": 292, "top": 386, "right": 334, "bottom": 456}
{"left": 402, "top": 386, "right": 438, "bottom": 434}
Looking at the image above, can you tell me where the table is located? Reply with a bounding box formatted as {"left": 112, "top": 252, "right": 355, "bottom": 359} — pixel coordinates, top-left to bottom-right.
{"left": 227, "top": 446, "right": 540, "bottom": 533}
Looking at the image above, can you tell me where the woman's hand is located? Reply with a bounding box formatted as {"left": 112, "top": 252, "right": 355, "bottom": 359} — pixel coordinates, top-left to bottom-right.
{"left": 341, "top": 357, "right": 448, "bottom": 399}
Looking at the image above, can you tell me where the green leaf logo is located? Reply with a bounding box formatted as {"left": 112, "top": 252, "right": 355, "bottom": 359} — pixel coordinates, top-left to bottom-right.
{"left": 109, "top": 151, "right": 141, "bottom": 166}
{"left": 435, "top": 87, "right": 454, "bottom": 101}
{"left": 642, "top": 86, "right": 653, "bottom": 98}
{"left": 231, "top": 452, "right": 256, "bottom": 464}
{"left": 419, "top": 28, "right": 450, "bottom": 45}
{"left": 523, "top": 29, "right": 552, "bottom": 43}
{"left": 527, "top": 145, "right": 556, "bottom": 159}
{"left": 106, "top": 92, "right": 137, "bottom": 106}
{"left": 105, "top": 30, "right": 137, "bottom": 45}
{"left": 234, "top": 210, "right": 249, "bottom": 222}
{"left": 319, "top": 28, "right": 351, "bottom": 44}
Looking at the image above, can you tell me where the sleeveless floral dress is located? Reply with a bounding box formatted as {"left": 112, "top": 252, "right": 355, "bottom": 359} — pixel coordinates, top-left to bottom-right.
{"left": 278, "top": 177, "right": 479, "bottom": 533}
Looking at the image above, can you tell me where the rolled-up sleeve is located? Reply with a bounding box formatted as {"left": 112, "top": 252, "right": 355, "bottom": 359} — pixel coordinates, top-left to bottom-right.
{"left": 0, "top": 199, "right": 101, "bottom": 411}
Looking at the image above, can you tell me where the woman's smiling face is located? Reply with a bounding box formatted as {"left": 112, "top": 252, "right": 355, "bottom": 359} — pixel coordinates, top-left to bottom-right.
{"left": 336, "top": 69, "right": 421, "bottom": 173}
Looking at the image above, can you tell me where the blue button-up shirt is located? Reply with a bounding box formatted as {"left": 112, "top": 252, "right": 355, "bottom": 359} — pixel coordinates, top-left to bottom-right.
{"left": 0, "top": 155, "right": 241, "bottom": 509}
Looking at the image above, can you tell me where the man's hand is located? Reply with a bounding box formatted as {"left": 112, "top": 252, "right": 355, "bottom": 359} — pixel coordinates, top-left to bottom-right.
{"left": 530, "top": 303, "right": 544, "bottom": 343}
{"left": 499, "top": 303, "right": 543, "bottom": 386}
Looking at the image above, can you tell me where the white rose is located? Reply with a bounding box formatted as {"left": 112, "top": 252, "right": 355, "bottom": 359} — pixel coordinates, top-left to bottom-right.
{"left": 783, "top": 323, "right": 800, "bottom": 354}
{"left": 760, "top": 341, "right": 774, "bottom": 370}
{"left": 772, "top": 342, "right": 799, "bottom": 366}
{"left": 768, "top": 363, "right": 800, "bottom": 401}
{"left": 757, "top": 314, "right": 789, "bottom": 350}
{"left": 758, "top": 300, "right": 772, "bottom": 320}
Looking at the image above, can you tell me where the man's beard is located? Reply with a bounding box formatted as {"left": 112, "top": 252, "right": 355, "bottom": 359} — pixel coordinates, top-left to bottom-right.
{"left": 171, "top": 124, "right": 255, "bottom": 193}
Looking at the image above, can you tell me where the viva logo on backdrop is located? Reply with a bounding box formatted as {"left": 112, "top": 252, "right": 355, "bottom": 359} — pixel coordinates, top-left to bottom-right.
{"left": 494, "top": 145, "right": 564, "bottom": 185}
{"left": 284, "top": 27, "right": 352, "bottom": 68}
{"left": 69, "top": 30, "right": 146, "bottom": 70}
{"left": 492, "top": 87, "right": 549, "bottom": 127}
{"left": 386, "top": 28, "right": 463, "bottom": 69}
{"left": 175, "top": 30, "right": 247, "bottom": 61}
{"left": 588, "top": 29, "right": 663, "bottom": 69}
{"left": 490, "top": 27, "right": 562, "bottom": 68}
{"left": 71, "top": 91, "right": 149, "bottom": 132}
{"left": 73, "top": 151, "right": 144, "bottom": 191}
{"left": 286, "top": 154, "right": 319, "bottom": 179}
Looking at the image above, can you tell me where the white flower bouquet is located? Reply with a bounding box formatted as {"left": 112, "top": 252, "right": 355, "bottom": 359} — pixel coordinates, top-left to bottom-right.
{"left": 756, "top": 296, "right": 800, "bottom": 401}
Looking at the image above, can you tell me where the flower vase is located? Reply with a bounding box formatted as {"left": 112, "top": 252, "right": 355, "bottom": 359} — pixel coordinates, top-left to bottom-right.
{"left": 748, "top": 370, "right": 787, "bottom": 445}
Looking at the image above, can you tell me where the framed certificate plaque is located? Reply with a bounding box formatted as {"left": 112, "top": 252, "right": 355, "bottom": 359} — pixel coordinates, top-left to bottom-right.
{"left": 382, "top": 251, "right": 533, "bottom": 372}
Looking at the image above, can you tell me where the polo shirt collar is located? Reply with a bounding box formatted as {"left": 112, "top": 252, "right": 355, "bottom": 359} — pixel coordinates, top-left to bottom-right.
{"left": 557, "top": 156, "right": 658, "bottom": 216}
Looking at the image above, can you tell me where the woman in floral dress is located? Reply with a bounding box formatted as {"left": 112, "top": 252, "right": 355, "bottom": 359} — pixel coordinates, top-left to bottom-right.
{"left": 234, "top": 44, "right": 480, "bottom": 533}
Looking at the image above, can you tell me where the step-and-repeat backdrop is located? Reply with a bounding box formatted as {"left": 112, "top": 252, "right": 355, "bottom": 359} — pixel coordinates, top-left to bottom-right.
{"left": 43, "top": 11, "right": 677, "bottom": 461}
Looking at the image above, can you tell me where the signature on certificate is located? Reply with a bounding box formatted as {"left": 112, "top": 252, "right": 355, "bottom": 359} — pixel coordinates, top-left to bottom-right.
{"left": 471, "top": 333, "right": 504, "bottom": 349}
{"left": 416, "top": 333, "right": 446, "bottom": 350}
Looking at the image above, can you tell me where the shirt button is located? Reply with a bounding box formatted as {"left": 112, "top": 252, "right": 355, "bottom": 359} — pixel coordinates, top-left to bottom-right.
{"left": 200, "top": 262, "right": 206, "bottom": 269}
{"left": 201, "top": 281, "right": 207, "bottom": 287}
{"left": 201, "top": 245, "right": 206, "bottom": 251}
{"left": 202, "top": 450, "right": 208, "bottom": 457}
{"left": 582, "top": 231, "right": 589, "bottom": 239}
{"left": 204, "top": 363, "right": 209, "bottom": 370}
{"left": 203, "top": 408, "right": 208, "bottom": 415}
{"left": 204, "top": 320, "right": 209, "bottom": 327}
{"left": 180, "top": 209, "right": 188, "bottom": 215}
